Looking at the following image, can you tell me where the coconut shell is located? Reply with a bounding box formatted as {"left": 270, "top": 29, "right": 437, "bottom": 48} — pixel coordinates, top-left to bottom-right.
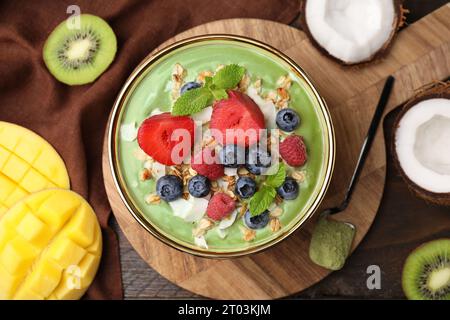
{"left": 300, "top": 0, "right": 406, "bottom": 66}
{"left": 392, "top": 81, "right": 450, "bottom": 206}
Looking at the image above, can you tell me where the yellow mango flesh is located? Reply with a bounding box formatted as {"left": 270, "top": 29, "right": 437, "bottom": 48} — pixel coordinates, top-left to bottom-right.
{"left": 0, "top": 122, "right": 70, "bottom": 217}
{"left": 0, "top": 189, "right": 102, "bottom": 300}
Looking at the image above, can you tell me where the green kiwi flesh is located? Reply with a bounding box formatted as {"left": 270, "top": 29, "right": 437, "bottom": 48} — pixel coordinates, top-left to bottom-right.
{"left": 402, "top": 239, "right": 450, "bottom": 300}
{"left": 43, "top": 14, "right": 117, "bottom": 85}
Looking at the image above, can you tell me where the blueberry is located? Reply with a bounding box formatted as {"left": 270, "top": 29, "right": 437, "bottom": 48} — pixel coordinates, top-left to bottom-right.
{"left": 235, "top": 177, "right": 257, "bottom": 199}
{"left": 276, "top": 108, "right": 300, "bottom": 132}
{"left": 244, "top": 210, "right": 270, "bottom": 229}
{"left": 188, "top": 175, "right": 211, "bottom": 198}
{"left": 277, "top": 177, "right": 299, "bottom": 200}
{"left": 219, "top": 144, "right": 246, "bottom": 168}
{"left": 156, "top": 175, "right": 183, "bottom": 201}
{"left": 180, "top": 81, "right": 201, "bottom": 95}
{"left": 245, "top": 145, "right": 272, "bottom": 175}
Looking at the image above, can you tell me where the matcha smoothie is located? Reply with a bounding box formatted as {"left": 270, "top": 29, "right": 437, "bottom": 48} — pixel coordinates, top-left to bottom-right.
{"left": 114, "top": 38, "right": 332, "bottom": 254}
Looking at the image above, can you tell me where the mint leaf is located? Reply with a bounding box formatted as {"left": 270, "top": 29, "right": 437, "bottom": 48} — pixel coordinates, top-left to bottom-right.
{"left": 265, "top": 162, "right": 286, "bottom": 188}
{"left": 204, "top": 76, "right": 213, "bottom": 88}
{"left": 210, "top": 88, "right": 228, "bottom": 100}
{"left": 249, "top": 185, "right": 276, "bottom": 216}
{"left": 172, "top": 87, "right": 213, "bottom": 115}
{"left": 212, "top": 64, "right": 245, "bottom": 89}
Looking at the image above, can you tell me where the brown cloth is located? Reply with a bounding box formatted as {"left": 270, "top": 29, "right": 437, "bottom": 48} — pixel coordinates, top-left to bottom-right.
{"left": 0, "top": 0, "right": 300, "bottom": 299}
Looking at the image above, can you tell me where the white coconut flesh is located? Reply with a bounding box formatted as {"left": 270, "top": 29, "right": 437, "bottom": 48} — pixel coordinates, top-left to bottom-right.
{"left": 305, "top": 0, "right": 397, "bottom": 64}
{"left": 395, "top": 98, "right": 450, "bottom": 193}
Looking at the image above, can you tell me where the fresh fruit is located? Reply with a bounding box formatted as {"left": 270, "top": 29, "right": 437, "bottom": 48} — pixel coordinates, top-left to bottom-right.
{"left": 43, "top": 14, "right": 117, "bottom": 85}
{"left": 277, "top": 177, "right": 299, "bottom": 200}
{"left": 191, "top": 148, "right": 224, "bottom": 180}
{"left": 137, "top": 113, "right": 194, "bottom": 165}
{"left": 156, "top": 175, "right": 183, "bottom": 202}
{"left": 180, "top": 81, "right": 201, "bottom": 95}
{"left": 210, "top": 90, "right": 265, "bottom": 146}
{"left": 402, "top": 239, "right": 450, "bottom": 300}
{"left": 0, "top": 122, "right": 70, "bottom": 217}
{"left": 235, "top": 177, "right": 257, "bottom": 199}
{"left": 279, "top": 134, "right": 308, "bottom": 167}
{"left": 206, "top": 193, "right": 235, "bottom": 221}
{"left": 244, "top": 210, "right": 270, "bottom": 229}
{"left": 245, "top": 145, "right": 272, "bottom": 175}
{"left": 276, "top": 108, "right": 300, "bottom": 132}
{"left": 219, "top": 144, "right": 246, "bottom": 168}
{"left": 188, "top": 175, "right": 211, "bottom": 198}
{"left": 393, "top": 83, "right": 450, "bottom": 206}
{"left": 0, "top": 189, "right": 102, "bottom": 300}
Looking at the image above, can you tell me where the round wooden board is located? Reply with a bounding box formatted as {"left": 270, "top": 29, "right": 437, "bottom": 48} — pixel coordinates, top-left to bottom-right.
{"left": 102, "top": 18, "right": 407, "bottom": 299}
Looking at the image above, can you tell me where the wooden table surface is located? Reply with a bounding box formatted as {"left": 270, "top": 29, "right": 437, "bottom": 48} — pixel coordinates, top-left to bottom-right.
{"left": 112, "top": 0, "right": 450, "bottom": 299}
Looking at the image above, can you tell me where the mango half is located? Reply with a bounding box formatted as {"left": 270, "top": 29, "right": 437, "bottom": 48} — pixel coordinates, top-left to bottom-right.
{"left": 0, "top": 189, "right": 102, "bottom": 300}
{"left": 0, "top": 122, "right": 70, "bottom": 217}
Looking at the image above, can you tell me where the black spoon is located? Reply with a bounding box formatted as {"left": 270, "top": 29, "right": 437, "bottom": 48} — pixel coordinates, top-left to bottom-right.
{"left": 323, "top": 75, "right": 396, "bottom": 218}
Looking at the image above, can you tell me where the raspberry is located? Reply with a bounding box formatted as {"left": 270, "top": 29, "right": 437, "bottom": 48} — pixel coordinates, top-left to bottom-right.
{"left": 279, "top": 134, "right": 307, "bottom": 166}
{"left": 191, "top": 148, "right": 224, "bottom": 180}
{"left": 206, "top": 193, "right": 236, "bottom": 221}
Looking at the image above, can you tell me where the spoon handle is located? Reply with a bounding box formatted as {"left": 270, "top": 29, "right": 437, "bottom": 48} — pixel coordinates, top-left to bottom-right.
{"left": 337, "top": 76, "right": 395, "bottom": 211}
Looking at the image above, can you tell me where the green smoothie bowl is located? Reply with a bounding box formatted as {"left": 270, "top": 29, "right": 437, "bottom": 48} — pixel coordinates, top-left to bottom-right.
{"left": 107, "top": 35, "right": 335, "bottom": 258}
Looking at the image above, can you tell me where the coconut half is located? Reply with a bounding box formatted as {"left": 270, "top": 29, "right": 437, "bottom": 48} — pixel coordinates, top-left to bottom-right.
{"left": 393, "top": 82, "right": 450, "bottom": 206}
{"left": 301, "top": 0, "right": 404, "bottom": 65}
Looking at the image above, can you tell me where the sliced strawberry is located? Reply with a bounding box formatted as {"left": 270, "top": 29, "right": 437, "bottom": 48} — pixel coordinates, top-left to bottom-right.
{"left": 137, "top": 112, "right": 194, "bottom": 165}
{"left": 210, "top": 90, "right": 265, "bottom": 146}
{"left": 191, "top": 148, "right": 224, "bottom": 180}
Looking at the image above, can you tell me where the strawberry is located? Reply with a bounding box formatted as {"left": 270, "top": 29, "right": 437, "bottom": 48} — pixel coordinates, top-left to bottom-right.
{"left": 206, "top": 193, "right": 236, "bottom": 221}
{"left": 191, "top": 148, "right": 224, "bottom": 180}
{"left": 279, "top": 134, "right": 308, "bottom": 167}
{"left": 210, "top": 90, "right": 265, "bottom": 147}
{"left": 137, "top": 112, "right": 194, "bottom": 166}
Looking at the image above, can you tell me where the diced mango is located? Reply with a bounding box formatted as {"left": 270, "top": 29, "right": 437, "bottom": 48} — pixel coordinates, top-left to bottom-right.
{"left": 47, "top": 238, "right": 86, "bottom": 269}
{"left": 0, "top": 174, "right": 17, "bottom": 205}
{"left": 13, "top": 286, "right": 43, "bottom": 300}
{"left": 0, "top": 124, "right": 20, "bottom": 150}
{"left": 0, "top": 146, "right": 10, "bottom": 169}
{"left": 21, "top": 259, "right": 62, "bottom": 298}
{"left": 13, "top": 139, "right": 42, "bottom": 164}
{"left": 0, "top": 189, "right": 102, "bottom": 300}
{"left": 32, "top": 149, "right": 70, "bottom": 188}
{"left": 35, "top": 192, "right": 79, "bottom": 230}
{"left": 2, "top": 154, "right": 29, "bottom": 183}
{"left": 16, "top": 213, "right": 52, "bottom": 248}
{"left": 0, "top": 264, "right": 22, "bottom": 300}
{"left": 0, "top": 236, "right": 38, "bottom": 275}
{"left": 4, "top": 187, "right": 28, "bottom": 207}
{"left": 20, "top": 169, "right": 49, "bottom": 193}
{"left": 63, "top": 204, "right": 95, "bottom": 247}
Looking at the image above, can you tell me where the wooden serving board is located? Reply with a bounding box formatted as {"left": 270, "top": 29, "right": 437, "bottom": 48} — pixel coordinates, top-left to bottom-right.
{"left": 103, "top": 5, "right": 450, "bottom": 299}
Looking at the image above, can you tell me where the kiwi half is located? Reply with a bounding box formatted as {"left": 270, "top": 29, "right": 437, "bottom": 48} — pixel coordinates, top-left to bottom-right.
{"left": 402, "top": 239, "right": 450, "bottom": 300}
{"left": 43, "top": 14, "right": 117, "bottom": 85}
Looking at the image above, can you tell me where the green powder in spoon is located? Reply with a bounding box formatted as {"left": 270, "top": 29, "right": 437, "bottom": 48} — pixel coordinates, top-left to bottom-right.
{"left": 309, "top": 215, "right": 356, "bottom": 270}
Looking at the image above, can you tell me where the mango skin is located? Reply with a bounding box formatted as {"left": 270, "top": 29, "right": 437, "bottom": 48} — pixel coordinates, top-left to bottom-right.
{"left": 0, "top": 121, "right": 70, "bottom": 217}
{"left": 0, "top": 189, "right": 102, "bottom": 300}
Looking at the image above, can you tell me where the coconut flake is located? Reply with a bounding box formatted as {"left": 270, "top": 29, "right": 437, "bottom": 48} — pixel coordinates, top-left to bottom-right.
{"left": 120, "top": 123, "right": 137, "bottom": 141}
{"left": 216, "top": 228, "right": 228, "bottom": 239}
{"left": 305, "top": 0, "right": 396, "bottom": 64}
{"left": 218, "top": 210, "right": 238, "bottom": 230}
{"left": 192, "top": 106, "right": 213, "bottom": 124}
{"left": 194, "top": 235, "right": 208, "bottom": 249}
{"left": 150, "top": 108, "right": 165, "bottom": 116}
{"left": 395, "top": 98, "right": 450, "bottom": 193}
{"left": 151, "top": 162, "right": 166, "bottom": 179}
{"left": 224, "top": 167, "right": 238, "bottom": 177}
{"left": 247, "top": 86, "right": 277, "bottom": 129}
{"left": 169, "top": 196, "right": 208, "bottom": 222}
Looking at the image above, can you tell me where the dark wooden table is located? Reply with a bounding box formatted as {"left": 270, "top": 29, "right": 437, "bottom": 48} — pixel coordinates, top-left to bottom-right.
{"left": 113, "top": 0, "right": 450, "bottom": 299}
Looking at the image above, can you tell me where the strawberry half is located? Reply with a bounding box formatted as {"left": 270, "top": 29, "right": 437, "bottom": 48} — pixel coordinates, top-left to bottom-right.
{"left": 137, "top": 112, "right": 194, "bottom": 165}
{"left": 210, "top": 90, "right": 265, "bottom": 147}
